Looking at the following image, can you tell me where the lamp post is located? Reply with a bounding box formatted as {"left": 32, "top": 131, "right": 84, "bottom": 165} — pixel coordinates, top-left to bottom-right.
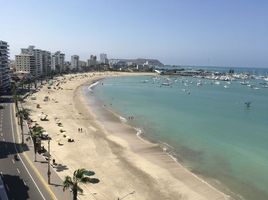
{"left": 47, "top": 137, "right": 51, "bottom": 184}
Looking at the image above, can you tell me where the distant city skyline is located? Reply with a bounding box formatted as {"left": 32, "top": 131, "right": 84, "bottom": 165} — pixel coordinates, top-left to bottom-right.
{"left": 1, "top": 0, "right": 268, "bottom": 67}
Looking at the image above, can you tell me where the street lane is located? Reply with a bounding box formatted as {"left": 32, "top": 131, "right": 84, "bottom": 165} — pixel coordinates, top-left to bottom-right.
{"left": 0, "top": 102, "right": 53, "bottom": 200}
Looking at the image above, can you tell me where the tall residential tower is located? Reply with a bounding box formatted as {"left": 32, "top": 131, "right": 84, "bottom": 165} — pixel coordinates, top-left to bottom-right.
{"left": 0, "top": 41, "right": 11, "bottom": 91}
{"left": 15, "top": 46, "right": 51, "bottom": 77}
{"left": 51, "top": 51, "right": 65, "bottom": 73}
{"left": 100, "top": 53, "right": 108, "bottom": 64}
{"left": 71, "top": 55, "right": 79, "bottom": 70}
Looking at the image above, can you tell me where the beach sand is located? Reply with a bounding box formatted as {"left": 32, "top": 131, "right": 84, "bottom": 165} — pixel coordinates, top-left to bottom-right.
{"left": 23, "top": 72, "right": 231, "bottom": 200}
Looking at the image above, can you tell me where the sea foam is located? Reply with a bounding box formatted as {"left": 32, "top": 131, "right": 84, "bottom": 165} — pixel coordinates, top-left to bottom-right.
{"left": 88, "top": 81, "right": 99, "bottom": 91}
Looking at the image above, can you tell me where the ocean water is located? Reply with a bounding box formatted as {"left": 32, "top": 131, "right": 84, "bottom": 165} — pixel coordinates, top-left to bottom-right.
{"left": 91, "top": 72, "right": 268, "bottom": 200}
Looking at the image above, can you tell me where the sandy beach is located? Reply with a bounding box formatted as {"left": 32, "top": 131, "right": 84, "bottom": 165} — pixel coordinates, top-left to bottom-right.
{"left": 23, "top": 72, "right": 231, "bottom": 200}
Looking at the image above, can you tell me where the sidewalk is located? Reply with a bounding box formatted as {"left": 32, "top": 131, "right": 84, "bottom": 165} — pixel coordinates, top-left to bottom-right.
{"left": 22, "top": 122, "right": 73, "bottom": 200}
{"left": 15, "top": 104, "right": 73, "bottom": 200}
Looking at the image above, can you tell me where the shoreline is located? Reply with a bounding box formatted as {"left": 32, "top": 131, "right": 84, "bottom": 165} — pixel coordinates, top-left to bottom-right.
{"left": 24, "top": 72, "right": 232, "bottom": 200}
{"left": 83, "top": 76, "right": 233, "bottom": 199}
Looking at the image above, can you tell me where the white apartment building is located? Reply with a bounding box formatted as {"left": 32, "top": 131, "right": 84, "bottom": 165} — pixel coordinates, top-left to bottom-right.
{"left": 15, "top": 46, "right": 52, "bottom": 77}
{"left": 71, "top": 55, "right": 79, "bottom": 70}
{"left": 15, "top": 54, "right": 35, "bottom": 75}
{"left": 21, "top": 46, "right": 43, "bottom": 77}
{"left": 0, "top": 40, "right": 11, "bottom": 91}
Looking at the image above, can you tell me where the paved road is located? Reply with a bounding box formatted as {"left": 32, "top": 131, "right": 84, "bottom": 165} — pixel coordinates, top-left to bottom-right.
{"left": 0, "top": 101, "right": 55, "bottom": 200}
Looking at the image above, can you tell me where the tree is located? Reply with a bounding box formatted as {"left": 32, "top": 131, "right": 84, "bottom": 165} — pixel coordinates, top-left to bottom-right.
{"left": 17, "top": 108, "right": 30, "bottom": 121}
{"left": 17, "top": 108, "right": 31, "bottom": 144}
{"left": 31, "top": 125, "right": 43, "bottom": 161}
{"left": 63, "top": 168, "right": 99, "bottom": 200}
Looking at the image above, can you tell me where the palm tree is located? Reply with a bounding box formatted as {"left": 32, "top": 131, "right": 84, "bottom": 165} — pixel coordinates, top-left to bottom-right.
{"left": 17, "top": 108, "right": 30, "bottom": 144}
{"left": 17, "top": 109, "right": 30, "bottom": 144}
{"left": 63, "top": 168, "right": 98, "bottom": 200}
{"left": 31, "top": 125, "right": 43, "bottom": 136}
{"left": 17, "top": 108, "right": 30, "bottom": 121}
{"left": 31, "top": 124, "right": 43, "bottom": 161}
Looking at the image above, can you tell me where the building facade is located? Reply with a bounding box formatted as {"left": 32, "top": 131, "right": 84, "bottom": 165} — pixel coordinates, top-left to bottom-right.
{"left": 79, "top": 61, "right": 87, "bottom": 68}
{"left": 42, "top": 50, "right": 51, "bottom": 76}
{"left": 0, "top": 41, "right": 11, "bottom": 91}
{"left": 100, "top": 53, "right": 108, "bottom": 64}
{"left": 15, "top": 54, "right": 35, "bottom": 75}
{"left": 16, "top": 46, "right": 52, "bottom": 77}
{"left": 51, "top": 51, "right": 65, "bottom": 73}
{"left": 71, "top": 55, "right": 79, "bottom": 70}
{"left": 87, "top": 55, "right": 97, "bottom": 67}
{"left": 21, "top": 46, "right": 43, "bottom": 77}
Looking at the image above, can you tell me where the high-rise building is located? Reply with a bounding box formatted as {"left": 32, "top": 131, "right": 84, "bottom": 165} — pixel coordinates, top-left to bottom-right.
{"left": 42, "top": 50, "right": 51, "bottom": 76}
{"left": 87, "top": 55, "right": 97, "bottom": 66}
{"left": 100, "top": 53, "right": 108, "bottom": 64}
{"left": 15, "top": 54, "right": 35, "bottom": 75}
{"left": 71, "top": 55, "right": 79, "bottom": 70}
{"left": 20, "top": 46, "right": 43, "bottom": 77}
{"left": 15, "top": 46, "right": 52, "bottom": 77}
{"left": 51, "top": 51, "right": 65, "bottom": 73}
{"left": 0, "top": 41, "right": 11, "bottom": 91}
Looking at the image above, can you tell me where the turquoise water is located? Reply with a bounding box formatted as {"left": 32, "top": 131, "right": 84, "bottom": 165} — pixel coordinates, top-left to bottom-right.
{"left": 92, "top": 75, "right": 268, "bottom": 200}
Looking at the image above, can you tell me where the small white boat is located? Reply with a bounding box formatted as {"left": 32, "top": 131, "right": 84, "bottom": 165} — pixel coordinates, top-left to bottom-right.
{"left": 214, "top": 81, "right": 220, "bottom": 85}
{"left": 162, "top": 82, "right": 170, "bottom": 86}
{"left": 240, "top": 81, "right": 249, "bottom": 85}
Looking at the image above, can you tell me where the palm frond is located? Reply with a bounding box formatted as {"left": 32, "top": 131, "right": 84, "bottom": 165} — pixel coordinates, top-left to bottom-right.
{"left": 80, "top": 176, "right": 91, "bottom": 183}
{"left": 74, "top": 168, "right": 87, "bottom": 179}
{"left": 63, "top": 176, "right": 74, "bottom": 191}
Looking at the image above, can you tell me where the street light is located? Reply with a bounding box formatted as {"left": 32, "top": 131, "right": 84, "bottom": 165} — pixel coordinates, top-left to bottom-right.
{"left": 47, "top": 137, "right": 51, "bottom": 184}
{"left": 117, "top": 191, "right": 135, "bottom": 200}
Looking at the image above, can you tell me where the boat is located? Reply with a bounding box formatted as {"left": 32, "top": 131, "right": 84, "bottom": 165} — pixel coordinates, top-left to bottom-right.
{"left": 162, "top": 82, "right": 170, "bottom": 86}
{"left": 197, "top": 82, "right": 202, "bottom": 86}
{"left": 240, "top": 81, "right": 249, "bottom": 85}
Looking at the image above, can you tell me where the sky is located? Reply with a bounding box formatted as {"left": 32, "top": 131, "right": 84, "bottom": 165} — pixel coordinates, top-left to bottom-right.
{"left": 1, "top": 0, "right": 268, "bottom": 67}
